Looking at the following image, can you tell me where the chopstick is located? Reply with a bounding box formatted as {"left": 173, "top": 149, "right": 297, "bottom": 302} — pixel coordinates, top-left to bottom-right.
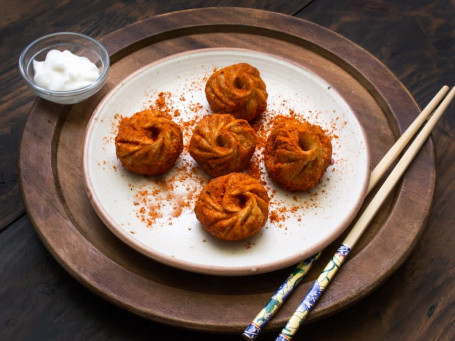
{"left": 243, "top": 252, "right": 322, "bottom": 340}
{"left": 275, "top": 85, "right": 454, "bottom": 340}
{"left": 367, "top": 85, "right": 451, "bottom": 193}
{"left": 243, "top": 85, "right": 453, "bottom": 341}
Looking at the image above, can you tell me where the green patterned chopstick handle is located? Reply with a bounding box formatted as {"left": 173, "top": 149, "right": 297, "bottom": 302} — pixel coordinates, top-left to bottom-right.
{"left": 243, "top": 252, "right": 321, "bottom": 340}
{"left": 276, "top": 244, "right": 351, "bottom": 341}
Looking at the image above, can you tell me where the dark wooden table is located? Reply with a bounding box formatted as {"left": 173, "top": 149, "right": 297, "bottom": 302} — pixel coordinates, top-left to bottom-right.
{"left": 1, "top": 1, "right": 454, "bottom": 340}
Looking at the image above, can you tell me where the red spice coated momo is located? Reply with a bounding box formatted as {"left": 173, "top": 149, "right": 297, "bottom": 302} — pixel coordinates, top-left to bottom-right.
{"left": 264, "top": 116, "right": 332, "bottom": 191}
{"left": 205, "top": 63, "right": 268, "bottom": 121}
{"left": 195, "top": 173, "right": 269, "bottom": 241}
{"left": 189, "top": 113, "right": 257, "bottom": 177}
{"left": 115, "top": 109, "right": 183, "bottom": 176}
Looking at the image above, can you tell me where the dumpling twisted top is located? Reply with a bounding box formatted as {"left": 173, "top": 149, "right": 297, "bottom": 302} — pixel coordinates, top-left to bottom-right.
{"left": 115, "top": 109, "right": 183, "bottom": 176}
{"left": 195, "top": 173, "right": 269, "bottom": 241}
{"left": 264, "top": 117, "right": 332, "bottom": 191}
{"left": 205, "top": 63, "right": 268, "bottom": 121}
{"left": 189, "top": 114, "right": 256, "bottom": 177}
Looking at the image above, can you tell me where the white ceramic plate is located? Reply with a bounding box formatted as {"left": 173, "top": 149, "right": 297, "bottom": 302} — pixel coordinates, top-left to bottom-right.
{"left": 83, "top": 48, "right": 370, "bottom": 276}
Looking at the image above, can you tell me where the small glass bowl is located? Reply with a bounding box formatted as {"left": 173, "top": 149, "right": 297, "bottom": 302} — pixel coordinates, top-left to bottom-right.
{"left": 19, "top": 32, "right": 110, "bottom": 105}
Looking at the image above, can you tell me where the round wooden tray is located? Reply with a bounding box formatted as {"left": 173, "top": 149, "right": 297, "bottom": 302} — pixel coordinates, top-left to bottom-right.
{"left": 19, "top": 8, "right": 435, "bottom": 333}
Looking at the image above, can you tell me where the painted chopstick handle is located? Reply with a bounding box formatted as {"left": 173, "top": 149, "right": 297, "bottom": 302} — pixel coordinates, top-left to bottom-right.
{"left": 243, "top": 252, "right": 321, "bottom": 340}
{"left": 276, "top": 245, "right": 351, "bottom": 341}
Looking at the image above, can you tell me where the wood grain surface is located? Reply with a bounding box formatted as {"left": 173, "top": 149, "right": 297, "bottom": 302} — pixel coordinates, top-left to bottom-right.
{"left": 18, "top": 6, "right": 435, "bottom": 332}
{"left": 1, "top": 1, "right": 454, "bottom": 341}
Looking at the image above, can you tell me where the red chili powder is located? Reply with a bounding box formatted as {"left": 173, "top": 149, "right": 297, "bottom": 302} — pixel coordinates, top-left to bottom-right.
{"left": 110, "top": 69, "right": 338, "bottom": 233}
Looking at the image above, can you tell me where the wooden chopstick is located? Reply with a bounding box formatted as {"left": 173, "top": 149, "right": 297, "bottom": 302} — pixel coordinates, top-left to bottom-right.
{"left": 275, "top": 85, "right": 454, "bottom": 341}
{"left": 367, "top": 85, "right": 450, "bottom": 192}
{"left": 242, "top": 85, "right": 453, "bottom": 341}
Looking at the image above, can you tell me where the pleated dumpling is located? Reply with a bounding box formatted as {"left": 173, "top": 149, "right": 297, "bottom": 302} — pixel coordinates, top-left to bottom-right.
{"left": 189, "top": 114, "right": 256, "bottom": 177}
{"left": 115, "top": 109, "right": 183, "bottom": 176}
{"left": 264, "top": 116, "right": 332, "bottom": 191}
{"left": 195, "top": 173, "right": 269, "bottom": 241}
{"left": 205, "top": 63, "right": 268, "bottom": 121}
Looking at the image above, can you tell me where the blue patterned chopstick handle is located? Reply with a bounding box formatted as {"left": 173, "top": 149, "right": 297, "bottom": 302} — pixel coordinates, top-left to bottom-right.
{"left": 276, "top": 244, "right": 351, "bottom": 341}
{"left": 243, "top": 252, "right": 321, "bottom": 340}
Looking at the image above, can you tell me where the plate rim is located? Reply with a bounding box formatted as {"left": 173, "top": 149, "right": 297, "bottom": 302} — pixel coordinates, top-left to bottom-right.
{"left": 82, "top": 46, "right": 371, "bottom": 276}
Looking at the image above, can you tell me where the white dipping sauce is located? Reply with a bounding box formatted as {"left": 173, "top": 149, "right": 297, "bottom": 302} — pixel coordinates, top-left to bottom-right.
{"left": 33, "top": 49, "right": 100, "bottom": 91}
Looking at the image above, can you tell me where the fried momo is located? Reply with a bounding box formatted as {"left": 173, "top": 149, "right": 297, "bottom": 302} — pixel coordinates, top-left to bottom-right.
{"left": 115, "top": 109, "right": 183, "bottom": 176}
{"left": 189, "top": 114, "right": 256, "bottom": 177}
{"left": 205, "top": 63, "right": 268, "bottom": 121}
{"left": 195, "top": 173, "right": 269, "bottom": 241}
{"left": 264, "top": 117, "right": 332, "bottom": 191}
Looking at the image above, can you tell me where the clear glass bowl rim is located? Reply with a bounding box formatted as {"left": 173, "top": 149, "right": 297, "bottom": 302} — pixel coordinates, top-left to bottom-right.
{"left": 19, "top": 32, "right": 110, "bottom": 97}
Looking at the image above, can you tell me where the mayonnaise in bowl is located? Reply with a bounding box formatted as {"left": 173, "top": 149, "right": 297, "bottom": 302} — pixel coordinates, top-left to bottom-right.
{"left": 33, "top": 49, "right": 100, "bottom": 91}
